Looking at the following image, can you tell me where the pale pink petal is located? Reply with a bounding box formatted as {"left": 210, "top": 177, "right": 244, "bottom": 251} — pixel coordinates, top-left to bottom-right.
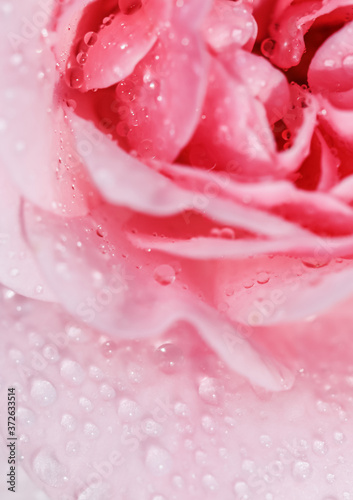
{"left": 160, "top": 162, "right": 353, "bottom": 236}
{"left": 220, "top": 49, "right": 290, "bottom": 125}
{"left": 71, "top": 115, "right": 308, "bottom": 238}
{"left": 203, "top": 0, "right": 258, "bottom": 52}
{"left": 0, "top": 167, "right": 54, "bottom": 301}
{"left": 180, "top": 59, "right": 278, "bottom": 177}
{"left": 23, "top": 201, "right": 292, "bottom": 391}
{"left": 0, "top": 1, "right": 93, "bottom": 216}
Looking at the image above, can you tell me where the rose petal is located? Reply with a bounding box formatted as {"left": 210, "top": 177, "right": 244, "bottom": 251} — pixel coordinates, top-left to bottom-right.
{"left": 81, "top": 0, "right": 172, "bottom": 90}
{"left": 220, "top": 49, "right": 290, "bottom": 125}
{"left": 203, "top": 0, "right": 258, "bottom": 52}
{"left": 22, "top": 200, "right": 293, "bottom": 391}
{"left": 0, "top": 166, "right": 54, "bottom": 301}
{"left": 160, "top": 162, "right": 353, "bottom": 236}
{"left": 308, "top": 20, "right": 353, "bottom": 95}
{"left": 269, "top": 0, "right": 353, "bottom": 69}
{"left": 0, "top": 1, "right": 92, "bottom": 215}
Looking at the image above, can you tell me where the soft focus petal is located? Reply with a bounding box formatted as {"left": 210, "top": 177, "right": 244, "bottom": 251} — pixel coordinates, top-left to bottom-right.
{"left": 0, "top": 1, "right": 94, "bottom": 216}
{"left": 0, "top": 166, "right": 54, "bottom": 301}
{"left": 23, "top": 200, "right": 292, "bottom": 391}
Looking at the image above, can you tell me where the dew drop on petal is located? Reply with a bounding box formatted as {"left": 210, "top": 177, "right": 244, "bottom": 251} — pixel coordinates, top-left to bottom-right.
{"left": 32, "top": 449, "right": 68, "bottom": 487}
{"left": 343, "top": 54, "right": 353, "bottom": 75}
{"left": 153, "top": 264, "right": 176, "bottom": 286}
{"left": 154, "top": 343, "right": 184, "bottom": 374}
{"left": 30, "top": 380, "right": 57, "bottom": 407}
{"left": 68, "top": 66, "right": 84, "bottom": 89}
{"left": 313, "top": 439, "right": 328, "bottom": 456}
{"left": 76, "top": 51, "right": 88, "bottom": 65}
{"left": 201, "top": 414, "right": 216, "bottom": 434}
{"left": 61, "top": 414, "right": 77, "bottom": 433}
{"left": 99, "top": 383, "right": 116, "bottom": 400}
{"left": 257, "top": 272, "right": 270, "bottom": 284}
{"left": 60, "top": 359, "right": 85, "bottom": 386}
{"left": 118, "top": 0, "right": 142, "bottom": 15}
{"left": 83, "top": 422, "right": 100, "bottom": 439}
{"left": 198, "top": 377, "right": 223, "bottom": 406}
{"left": 101, "top": 340, "right": 117, "bottom": 358}
{"left": 84, "top": 31, "right": 98, "bottom": 47}
{"left": 79, "top": 396, "right": 94, "bottom": 412}
{"left": 117, "top": 398, "right": 142, "bottom": 422}
{"left": 292, "top": 460, "right": 312, "bottom": 481}
{"left": 145, "top": 446, "right": 172, "bottom": 476}
{"left": 202, "top": 474, "right": 219, "bottom": 492}
{"left": 261, "top": 38, "right": 275, "bottom": 58}
{"left": 233, "top": 480, "right": 250, "bottom": 497}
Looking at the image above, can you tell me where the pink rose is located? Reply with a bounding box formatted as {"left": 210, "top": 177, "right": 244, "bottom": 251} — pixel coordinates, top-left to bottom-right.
{"left": 1, "top": 0, "right": 353, "bottom": 498}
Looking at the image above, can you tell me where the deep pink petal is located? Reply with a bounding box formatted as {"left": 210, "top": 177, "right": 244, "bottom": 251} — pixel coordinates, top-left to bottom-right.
{"left": 81, "top": 0, "right": 172, "bottom": 90}
{"left": 203, "top": 0, "right": 258, "bottom": 52}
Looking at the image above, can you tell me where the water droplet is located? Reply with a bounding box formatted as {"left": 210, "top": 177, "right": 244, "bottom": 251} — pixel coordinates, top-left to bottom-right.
{"left": 79, "top": 397, "right": 94, "bottom": 412}
{"left": 32, "top": 449, "right": 68, "bottom": 487}
{"left": 202, "top": 474, "right": 219, "bottom": 492}
{"left": 302, "top": 255, "right": 330, "bottom": 268}
{"left": 61, "top": 414, "right": 77, "bottom": 433}
{"left": 174, "top": 402, "right": 189, "bottom": 417}
{"left": 201, "top": 414, "right": 216, "bottom": 434}
{"left": 324, "top": 59, "right": 335, "bottom": 68}
{"left": 68, "top": 66, "right": 84, "bottom": 89}
{"left": 83, "top": 422, "right": 100, "bottom": 439}
{"left": 261, "top": 38, "right": 275, "bottom": 58}
{"left": 334, "top": 430, "right": 345, "bottom": 443}
{"left": 43, "top": 344, "right": 60, "bottom": 362}
{"left": 342, "top": 54, "right": 353, "bottom": 75}
{"left": 243, "top": 279, "right": 254, "bottom": 289}
{"left": 233, "top": 480, "right": 250, "bottom": 498}
{"left": 153, "top": 264, "right": 176, "bottom": 286}
{"left": 89, "top": 365, "right": 104, "bottom": 380}
{"left": 142, "top": 418, "right": 163, "bottom": 437}
{"left": 292, "top": 460, "right": 312, "bottom": 481}
{"left": 119, "top": 0, "right": 142, "bottom": 15}
{"left": 257, "top": 272, "right": 270, "bottom": 284}
{"left": 76, "top": 51, "right": 88, "bottom": 65}
{"left": 101, "top": 340, "right": 117, "bottom": 358}
{"left": 84, "top": 31, "right": 98, "bottom": 46}
{"left": 154, "top": 343, "right": 184, "bottom": 374}
{"left": 326, "top": 473, "right": 335, "bottom": 484}
{"left": 16, "top": 407, "right": 36, "bottom": 426}
{"left": 117, "top": 398, "right": 142, "bottom": 422}
{"left": 116, "top": 80, "right": 136, "bottom": 102}
{"left": 313, "top": 439, "right": 328, "bottom": 456}
{"left": 60, "top": 359, "right": 85, "bottom": 386}
{"left": 219, "top": 227, "right": 235, "bottom": 239}
{"left": 96, "top": 225, "right": 107, "bottom": 238}
{"left": 145, "top": 446, "right": 172, "bottom": 476}
{"left": 99, "top": 384, "right": 116, "bottom": 400}
{"left": 30, "top": 380, "right": 57, "bottom": 407}
{"left": 198, "top": 377, "right": 223, "bottom": 406}
{"left": 116, "top": 121, "right": 130, "bottom": 137}
{"left": 260, "top": 434, "right": 272, "bottom": 448}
